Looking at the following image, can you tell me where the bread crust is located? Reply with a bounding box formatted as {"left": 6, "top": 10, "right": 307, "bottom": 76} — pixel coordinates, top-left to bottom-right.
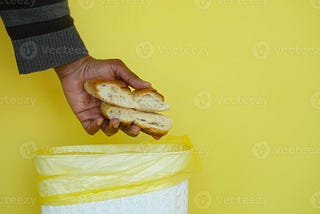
{"left": 132, "top": 88, "right": 165, "bottom": 101}
{"left": 139, "top": 127, "right": 168, "bottom": 137}
{"left": 84, "top": 78, "right": 131, "bottom": 102}
{"left": 85, "top": 78, "right": 128, "bottom": 89}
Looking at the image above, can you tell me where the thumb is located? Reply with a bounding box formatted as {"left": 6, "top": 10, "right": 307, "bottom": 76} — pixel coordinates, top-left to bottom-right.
{"left": 110, "top": 59, "right": 151, "bottom": 89}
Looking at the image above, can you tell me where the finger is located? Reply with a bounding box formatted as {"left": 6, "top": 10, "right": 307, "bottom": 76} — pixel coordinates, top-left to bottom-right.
{"left": 101, "top": 118, "right": 120, "bottom": 136}
{"left": 82, "top": 117, "right": 104, "bottom": 135}
{"left": 76, "top": 106, "right": 102, "bottom": 122}
{"left": 110, "top": 59, "right": 151, "bottom": 89}
{"left": 120, "top": 124, "right": 141, "bottom": 137}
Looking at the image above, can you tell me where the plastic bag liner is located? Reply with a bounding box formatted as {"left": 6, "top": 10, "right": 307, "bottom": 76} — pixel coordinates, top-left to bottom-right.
{"left": 34, "top": 135, "right": 195, "bottom": 206}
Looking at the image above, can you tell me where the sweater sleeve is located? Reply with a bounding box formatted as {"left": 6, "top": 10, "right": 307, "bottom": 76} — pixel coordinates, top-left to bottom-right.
{"left": 0, "top": 0, "right": 88, "bottom": 74}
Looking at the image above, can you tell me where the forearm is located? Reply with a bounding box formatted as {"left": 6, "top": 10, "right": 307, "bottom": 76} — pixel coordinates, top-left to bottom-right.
{"left": 0, "top": 1, "right": 88, "bottom": 74}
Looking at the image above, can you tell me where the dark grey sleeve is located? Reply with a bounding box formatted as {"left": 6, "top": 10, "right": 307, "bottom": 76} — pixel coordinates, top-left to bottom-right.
{"left": 0, "top": 1, "right": 88, "bottom": 74}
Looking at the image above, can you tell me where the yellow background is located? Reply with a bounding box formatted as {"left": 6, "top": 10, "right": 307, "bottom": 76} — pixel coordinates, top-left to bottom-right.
{"left": 1, "top": 0, "right": 320, "bottom": 213}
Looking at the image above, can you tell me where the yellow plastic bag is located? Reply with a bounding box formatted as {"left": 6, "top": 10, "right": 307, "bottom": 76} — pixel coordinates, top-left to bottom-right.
{"left": 34, "top": 135, "right": 195, "bottom": 206}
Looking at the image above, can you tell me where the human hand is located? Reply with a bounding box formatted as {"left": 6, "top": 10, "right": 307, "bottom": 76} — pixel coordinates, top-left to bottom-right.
{"left": 55, "top": 55, "right": 153, "bottom": 137}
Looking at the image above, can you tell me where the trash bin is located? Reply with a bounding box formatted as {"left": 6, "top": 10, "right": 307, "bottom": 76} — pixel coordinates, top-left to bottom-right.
{"left": 34, "top": 136, "right": 194, "bottom": 214}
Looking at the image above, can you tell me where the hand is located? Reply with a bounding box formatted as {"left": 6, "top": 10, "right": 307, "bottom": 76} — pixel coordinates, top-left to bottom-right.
{"left": 55, "top": 55, "right": 152, "bottom": 137}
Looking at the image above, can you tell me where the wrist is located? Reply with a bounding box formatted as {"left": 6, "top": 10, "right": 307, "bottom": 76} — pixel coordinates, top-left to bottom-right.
{"left": 55, "top": 55, "right": 91, "bottom": 79}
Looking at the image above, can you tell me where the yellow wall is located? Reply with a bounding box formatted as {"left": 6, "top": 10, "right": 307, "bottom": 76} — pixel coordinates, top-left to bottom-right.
{"left": 1, "top": 0, "right": 320, "bottom": 213}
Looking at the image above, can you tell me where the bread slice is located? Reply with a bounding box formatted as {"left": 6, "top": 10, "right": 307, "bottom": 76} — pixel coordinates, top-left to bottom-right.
{"left": 84, "top": 78, "right": 169, "bottom": 112}
{"left": 101, "top": 103, "right": 173, "bottom": 137}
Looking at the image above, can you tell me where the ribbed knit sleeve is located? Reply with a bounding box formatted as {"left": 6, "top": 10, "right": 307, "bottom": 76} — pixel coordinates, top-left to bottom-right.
{"left": 0, "top": 0, "right": 88, "bottom": 74}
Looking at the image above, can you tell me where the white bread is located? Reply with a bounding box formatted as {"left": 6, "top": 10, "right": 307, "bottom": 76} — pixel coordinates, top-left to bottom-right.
{"left": 101, "top": 103, "right": 173, "bottom": 137}
{"left": 84, "top": 78, "right": 169, "bottom": 112}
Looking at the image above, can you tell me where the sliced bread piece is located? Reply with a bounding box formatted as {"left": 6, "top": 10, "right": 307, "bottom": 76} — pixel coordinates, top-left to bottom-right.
{"left": 101, "top": 102, "right": 173, "bottom": 137}
{"left": 84, "top": 78, "right": 169, "bottom": 112}
{"left": 84, "top": 78, "right": 133, "bottom": 108}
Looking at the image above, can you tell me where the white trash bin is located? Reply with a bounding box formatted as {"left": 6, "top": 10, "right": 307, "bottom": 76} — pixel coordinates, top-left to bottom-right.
{"left": 34, "top": 136, "right": 193, "bottom": 214}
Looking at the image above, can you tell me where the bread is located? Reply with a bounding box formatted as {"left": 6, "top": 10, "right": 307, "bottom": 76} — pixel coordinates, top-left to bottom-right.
{"left": 101, "top": 103, "right": 173, "bottom": 137}
{"left": 84, "top": 78, "right": 173, "bottom": 137}
{"left": 84, "top": 78, "right": 169, "bottom": 112}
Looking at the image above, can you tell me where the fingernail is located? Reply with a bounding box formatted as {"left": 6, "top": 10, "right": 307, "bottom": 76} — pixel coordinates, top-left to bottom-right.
{"left": 97, "top": 118, "right": 103, "bottom": 126}
{"left": 133, "top": 127, "right": 140, "bottom": 134}
{"left": 113, "top": 122, "right": 119, "bottom": 129}
{"left": 144, "top": 81, "right": 152, "bottom": 87}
